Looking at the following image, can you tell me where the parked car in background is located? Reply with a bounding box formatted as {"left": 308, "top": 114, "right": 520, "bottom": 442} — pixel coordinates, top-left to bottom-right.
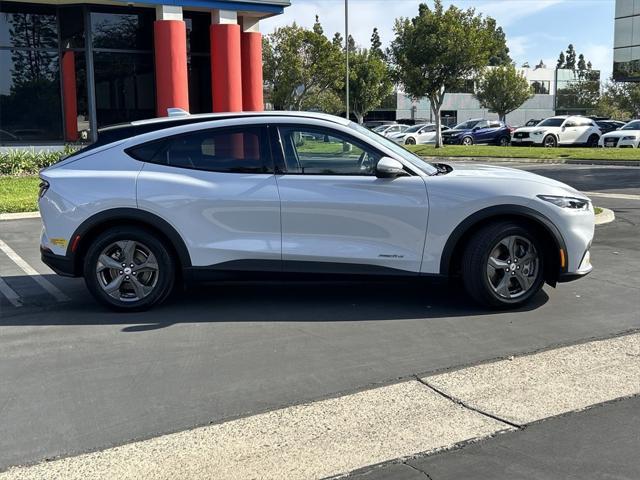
{"left": 373, "top": 124, "right": 410, "bottom": 138}
{"left": 511, "top": 116, "right": 601, "bottom": 147}
{"left": 598, "top": 119, "right": 640, "bottom": 148}
{"left": 388, "top": 123, "right": 450, "bottom": 145}
{"left": 442, "top": 119, "right": 512, "bottom": 146}
{"left": 38, "top": 111, "right": 594, "bottom": 311}
{"left": 525, "top": 119, "right": 542, "bottom": 127}
{"left": 363, "top": 120, "right": 396, "bottom": 129}
{"left": 595, "top": 119, "right": 626, "bottom": 135}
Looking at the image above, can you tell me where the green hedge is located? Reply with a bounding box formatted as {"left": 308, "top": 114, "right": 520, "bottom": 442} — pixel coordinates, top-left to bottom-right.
{"left": 0, "top": 145, "right": 78, "bottom": 176}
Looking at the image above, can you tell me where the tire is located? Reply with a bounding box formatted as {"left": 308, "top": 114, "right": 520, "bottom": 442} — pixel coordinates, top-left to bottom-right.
{"left": 587, "top": 134, "right": 599, "bottom": 147}
{"left": 83, "top": 226, "right": 175, "bottom": 312}
{"left": 461, "top": 221, "right": 545, "bottom": 308}
{"left": 461, "top": 136, "right": 474, "bottom": 146}
{"left": 405, "top": 137, "right": 416, "bottom": 145}
{"left": 543, "top": 135, "right": 557, "bottom": 148}
{"left": 497, "top": 136, "right": 510, "bottom": 147}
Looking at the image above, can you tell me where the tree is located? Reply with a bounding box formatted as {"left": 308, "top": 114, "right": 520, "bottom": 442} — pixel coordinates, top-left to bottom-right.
{"left": 263, "top": 20, "right": 344, "bottom": 111}
{"left": 486, "top": 19, "right": 512, "bottom": 66}
{"left": 557, "top": 52, "right": 565, "bottom": 69}
{"left": 596, "top": 78, "right": 640, "bottom": 119}
{"left": 370, "top": 27, "right": 384, "bottom": 58}
{"left": 474, "top": 65, "right": 533, "bottom": 122}
{"left": 565, "top": 44, "right": 577, "bottom": 69}
{"left": 343, "top": 48, "right": 393, "bottom": 124}
{"left": 389, "top": 1, "right": 508, "bottom": 147}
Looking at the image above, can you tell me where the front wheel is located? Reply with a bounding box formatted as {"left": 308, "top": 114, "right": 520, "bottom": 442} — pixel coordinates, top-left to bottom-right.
{"left": 461, "top": 136, "right": 474, "bottom": 146}
{"left": 83, "top": 227, "right": 175, "bottom": 311}
{"left": 462, "top": 221, "right": 544, "bottom": 308}
{"left": 497, "top": 136, "right": 510, "bottom": 146}
{"left": 543, "top": 135, "right": 557, "bottom": 148}
{"left": 405, "top": 137, "right": 416, "bottom": 145}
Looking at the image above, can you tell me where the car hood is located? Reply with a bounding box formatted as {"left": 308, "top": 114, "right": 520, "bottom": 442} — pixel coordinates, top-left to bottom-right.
{"left": 602, "top": 130, "right": 639, "bottom": 138}
{"left": 445, "top": 162, "right": 585, "bottom": 197}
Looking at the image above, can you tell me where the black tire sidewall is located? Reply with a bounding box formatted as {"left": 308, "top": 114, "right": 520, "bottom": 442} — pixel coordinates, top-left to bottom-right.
{"left": 405, "top": 137, "right": 416, "bottom": 145}
{"left": 543, "top": 135, "right": 557, "bottom": 147}
{"left": 462, "top": 136, "right": 473, "bottom": 145}
{"left": 83, "top": 227, "right": 175, "bottom": 311}
{"left": 463, "top": 223, "right": 545, "bottom": 308}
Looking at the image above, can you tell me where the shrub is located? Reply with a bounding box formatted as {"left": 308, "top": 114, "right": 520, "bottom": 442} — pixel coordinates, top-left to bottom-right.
{"left": 0, "top": 145, "right": 78, "bottom": 176}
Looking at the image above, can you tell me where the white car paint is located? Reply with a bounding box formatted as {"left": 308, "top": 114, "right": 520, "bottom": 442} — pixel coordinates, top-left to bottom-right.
{"left": 372, "top": 124, "right": 409, "bottom": 138}
{"left": 598, "top": 119, "right": 640, "bottom": 148}
{"left": 512, "top": 115, "right": 601, "bottom": 146}
{"left": 39, "top": 112, "right": 594, "bottom": 300}
{"left": 388, "top": 123, "right": 448, "bottom": 145}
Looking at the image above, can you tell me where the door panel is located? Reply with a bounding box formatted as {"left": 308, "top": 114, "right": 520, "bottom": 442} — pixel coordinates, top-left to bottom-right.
{"left": 135, "top": 125, "right": 281, "bottom": 267}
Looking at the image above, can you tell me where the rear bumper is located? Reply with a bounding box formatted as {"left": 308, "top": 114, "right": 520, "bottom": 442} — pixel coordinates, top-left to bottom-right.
{"left": 41, "top": 248, "right": 77, "bottom": 277}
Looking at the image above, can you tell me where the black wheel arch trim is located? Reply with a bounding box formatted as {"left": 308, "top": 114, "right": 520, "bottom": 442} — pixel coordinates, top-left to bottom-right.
{"left": 66, "top": 208, "right": 192, "bottom": 275}
{"left": 439, "top": 204, "right": 568, "bottom": 276}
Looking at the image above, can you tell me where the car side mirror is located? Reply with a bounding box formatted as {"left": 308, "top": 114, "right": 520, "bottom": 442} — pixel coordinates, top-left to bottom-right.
{"left": 376, "top": 157, "right": 407, "bottom": 178}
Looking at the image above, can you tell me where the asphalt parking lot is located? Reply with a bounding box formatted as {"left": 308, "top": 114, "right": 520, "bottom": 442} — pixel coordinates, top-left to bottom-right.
{"left": 0, "top": 163, "right": 639, "bottom": 476}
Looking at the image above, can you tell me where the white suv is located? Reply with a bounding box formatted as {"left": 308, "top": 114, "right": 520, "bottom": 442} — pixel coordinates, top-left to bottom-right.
{"left": 39, "top": 112, "right": 594, "bottom": 311}
{"left": 512, "top": 115, "right": 601, "bottom": 147}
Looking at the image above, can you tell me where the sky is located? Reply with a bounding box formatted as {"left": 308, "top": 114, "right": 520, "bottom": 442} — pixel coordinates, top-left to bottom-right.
{"left": 261, "top": 0, "right": 616, "bottom": 80}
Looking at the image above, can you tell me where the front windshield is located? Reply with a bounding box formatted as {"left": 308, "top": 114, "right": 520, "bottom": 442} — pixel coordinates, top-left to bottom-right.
{"left": 372, "top": 125, "right": 387, "bottom": 132}
{"left": 453, "top": 120, "right": 480, "bottom": 130}
{"left": 621, "top": 120, "right": 640, "bottom": 130}
{"left": 537, "top": 118, "right": 564, "bottom": 127}
{"left": 350, "top": 122, "right": 438, "bottom": 175}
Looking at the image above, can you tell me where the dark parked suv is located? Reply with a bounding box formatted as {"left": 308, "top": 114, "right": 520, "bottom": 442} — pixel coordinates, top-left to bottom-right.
{"left": 442, "top": 119, "right": 511, "bottom": 146}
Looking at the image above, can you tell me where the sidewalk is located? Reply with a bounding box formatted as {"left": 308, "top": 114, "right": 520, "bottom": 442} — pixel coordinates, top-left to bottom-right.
{"left": 421, "top": 155, "right": 640, "bottom": 167}
{"left": 2, "top": 331, "right": 638, "bottom": 480}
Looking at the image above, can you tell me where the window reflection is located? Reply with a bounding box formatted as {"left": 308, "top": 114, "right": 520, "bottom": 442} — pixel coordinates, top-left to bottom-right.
{"left": 91, "top": 11, "right": 153, "bottom": 51}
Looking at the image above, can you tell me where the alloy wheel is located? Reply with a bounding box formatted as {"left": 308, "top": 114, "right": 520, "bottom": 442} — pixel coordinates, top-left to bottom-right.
{"left": 96, "top": 240, "right": 159, "bottom": 302}
{"left": 486, "top": 235, "right": 539, "bottom": 299}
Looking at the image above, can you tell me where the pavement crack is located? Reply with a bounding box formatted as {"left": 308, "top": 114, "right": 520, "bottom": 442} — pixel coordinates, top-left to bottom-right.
{"left": 415, "top": 375, "right": 524, "bottom": 430}
{"left": 403, "top": 462, "right": 434, "bottom": 479}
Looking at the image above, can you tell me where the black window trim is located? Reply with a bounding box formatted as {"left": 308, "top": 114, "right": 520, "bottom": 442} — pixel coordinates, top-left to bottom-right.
{"left": 271, "top": 124, "right": 390, "bottom": 177}
{"left": 125, "top": 124, "right": 275, "bottom": 174}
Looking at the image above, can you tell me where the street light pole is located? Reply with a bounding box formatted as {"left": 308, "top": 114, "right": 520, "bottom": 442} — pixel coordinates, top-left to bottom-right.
{"left": 345, "top": 0, "right": 349, "bottom": 120}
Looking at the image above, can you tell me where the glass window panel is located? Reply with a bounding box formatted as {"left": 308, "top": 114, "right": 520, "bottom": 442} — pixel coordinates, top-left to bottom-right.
{"left": 279, "top": 127, "right": 381, "bottom": 176}
{"left": 91, "top": 10, "right": 153, "bottom": 50}
{"left": 93, "top": 52, "right": 155, "bottom": 127}
{"left": 614, "top": 17, "right": 633, "bottom": 48}
{"left": 0, "top": 49, "right": 62, "bottom": 143}
{"left": 633, "top": 15, "right": 640, "bottom": 45}
{"left": 59, "top": 6, "right": 85, "bottom": 49}
{"left": 616, "top": 0, "right": 634, "bottom": 17}
{"left": 0, "top": 3, "right": 58, "bottom": 49}
{"left": 184, "top": 11, "right": 210, "bottom": 54}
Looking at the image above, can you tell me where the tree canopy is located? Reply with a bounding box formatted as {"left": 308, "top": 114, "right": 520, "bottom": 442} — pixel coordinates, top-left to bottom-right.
{"left": 474, "top": 65, "right": 533, "bottom": 122}
{"left": 388, "top": 0, "right": 508, "bottom": 147}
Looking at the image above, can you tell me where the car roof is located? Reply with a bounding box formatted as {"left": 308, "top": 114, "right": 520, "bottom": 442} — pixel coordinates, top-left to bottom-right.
{"left": 92, "top": 111, "right": 350, "bottom": 149}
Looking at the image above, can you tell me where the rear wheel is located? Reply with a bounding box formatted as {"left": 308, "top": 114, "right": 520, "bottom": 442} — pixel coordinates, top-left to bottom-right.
{"left": 587, "top": 134, "right": 599, "bottom": 147}
{"left": 83, "top": 227, "right": 175, "bottom": 311}
{"left": 405, "top": 137, "right": 416, "bottom": 145}
{"left": 461, "top": 136, "right": 474, "bottom": 146}
{"left": 498, "top": 136, "right": 510, "bottom": 146}
{"left": 462, "top": 221, "right": 545, "bottom": 308}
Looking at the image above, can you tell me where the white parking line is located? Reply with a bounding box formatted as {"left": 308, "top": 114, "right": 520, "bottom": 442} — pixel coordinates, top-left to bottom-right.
{"left": 0, "top": 275, "right": 22, "bottom": 307}
{"left": 583, "top": 191, "right": 640, "bottom": 201}
{"left": 0, "top": 239, "right": 70, "bottom": 303}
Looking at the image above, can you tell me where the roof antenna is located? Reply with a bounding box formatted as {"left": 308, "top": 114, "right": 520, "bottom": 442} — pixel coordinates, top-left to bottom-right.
{"left": 167, "top": 108, "right": 190, "bottom": 117}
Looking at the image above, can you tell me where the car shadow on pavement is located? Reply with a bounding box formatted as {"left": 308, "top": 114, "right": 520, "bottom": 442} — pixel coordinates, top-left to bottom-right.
{"left": 0, "top": 275, "right": 549, "bottom": 331}
{"left": 525, "top": 166, "right": 640, "bottom": 192}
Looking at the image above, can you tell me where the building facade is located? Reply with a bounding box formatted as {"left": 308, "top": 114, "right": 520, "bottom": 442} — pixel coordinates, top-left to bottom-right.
{"left": 0, "top": 0, "right": 289, "bottom": 145}
{"left": 384, "top": 67, "right": 600, "bottom": 127}
{"left": 614, "top": 0, "right": 640, "bottom": 81}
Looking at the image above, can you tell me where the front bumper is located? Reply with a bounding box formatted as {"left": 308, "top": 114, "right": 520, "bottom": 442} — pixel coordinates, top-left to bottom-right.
{"left": 41, "top": 247, "right": 77, "bottom": 277}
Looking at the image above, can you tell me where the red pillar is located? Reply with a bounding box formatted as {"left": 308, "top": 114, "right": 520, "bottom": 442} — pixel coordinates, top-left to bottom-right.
{"left": 241, "top": 31, "right": 263, "bottom": 111}
{"left": 210, "top": 23, "right": 242, "bottom": 112}
{"left": 154, "top": 20, "right": 189, "bottom": 116}
{"left": 61, "top": 51, "right": 78, "bottom": 142}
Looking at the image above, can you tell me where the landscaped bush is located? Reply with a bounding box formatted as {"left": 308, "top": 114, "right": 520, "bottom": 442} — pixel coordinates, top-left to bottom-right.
{"left": 0, "top": 145, "right": 78, "bottom": 176}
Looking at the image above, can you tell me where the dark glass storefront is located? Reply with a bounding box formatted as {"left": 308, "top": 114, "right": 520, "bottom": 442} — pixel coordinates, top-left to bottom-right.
{"left": 555, "top": 69, "right": 601, "bottom": 116}
{"left": 0, "top": 2, "right": 212, "bottom": 145}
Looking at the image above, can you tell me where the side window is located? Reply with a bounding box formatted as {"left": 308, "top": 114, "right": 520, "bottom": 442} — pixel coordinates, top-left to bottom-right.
{"left": 128, "top": 126, "right": 269, "bottom": 173}
{"left": 423, "top": 125, "right": 436, "bottom": 132}
{"left": 278, "top": 126, "right": 382, "bottom": 175}
{"left": 564, "top": 120, "right": 576, "bottom": 127}
{"left": 475, "top": 121, "right": 489, "bottom": 129}
{"left": 489, "top": 121, "right": 501, "bottom": 128}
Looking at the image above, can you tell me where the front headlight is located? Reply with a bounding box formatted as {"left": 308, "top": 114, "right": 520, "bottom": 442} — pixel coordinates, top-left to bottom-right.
{"left": 532, "top": 130, "right": 544, "bottom": 136}
{"left": 622, "top": 135, "right": 638, "bottom": 140}
{"left": 538, "top": 195, "right": 589, "bottom": 210}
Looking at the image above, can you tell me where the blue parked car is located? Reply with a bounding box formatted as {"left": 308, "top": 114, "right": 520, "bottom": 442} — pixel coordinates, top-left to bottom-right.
{"left": 442, "top": 119, "right": 512, "bottom": 146}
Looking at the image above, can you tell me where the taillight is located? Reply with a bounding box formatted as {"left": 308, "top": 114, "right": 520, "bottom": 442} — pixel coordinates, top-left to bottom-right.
{"left": 38, "top": 179, "right": 49, "bottom": 199}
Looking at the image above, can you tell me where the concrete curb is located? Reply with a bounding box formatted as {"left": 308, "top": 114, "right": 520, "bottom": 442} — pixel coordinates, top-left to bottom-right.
{"left": 0, "top": 211, "right": 40, "bottom": 221}
{"left": 595, "top": 207, "right": 615, "bottom": 226}
{"left": 421, "top": 156, "right": 640, "bottom": 167}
